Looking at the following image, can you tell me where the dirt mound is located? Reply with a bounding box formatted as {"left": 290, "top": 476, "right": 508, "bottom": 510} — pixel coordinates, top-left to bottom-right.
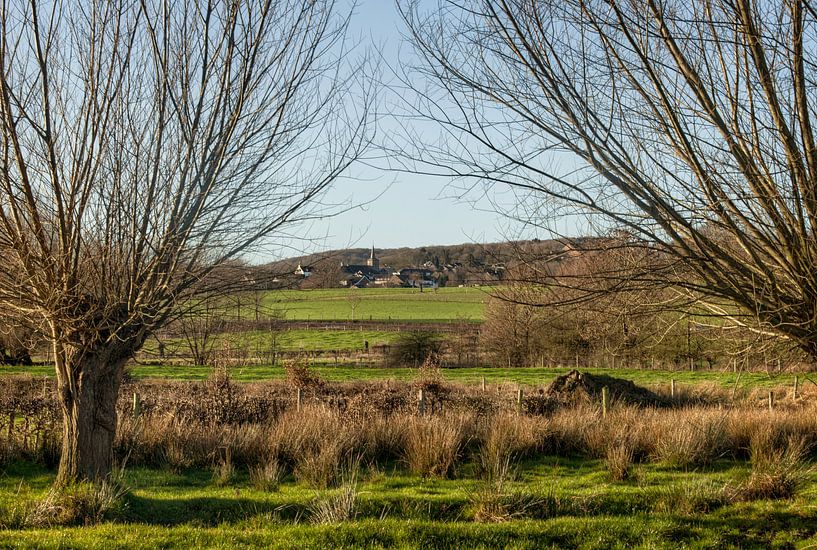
{"left": 545, "top": 370, "right": 668, "bottom": 407}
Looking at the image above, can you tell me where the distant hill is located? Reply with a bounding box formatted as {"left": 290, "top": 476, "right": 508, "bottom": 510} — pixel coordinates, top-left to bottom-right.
{"left": 258, "top": 239, "right": 580, "bottom": 288}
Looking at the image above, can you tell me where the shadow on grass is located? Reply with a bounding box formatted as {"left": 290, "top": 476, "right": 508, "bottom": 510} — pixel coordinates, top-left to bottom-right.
{"left": 121, "top": 493, "right": 306, "bottom": 526}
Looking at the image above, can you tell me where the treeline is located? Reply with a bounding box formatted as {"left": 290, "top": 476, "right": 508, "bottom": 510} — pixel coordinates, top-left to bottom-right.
{"left": 480, "top": 238, "right": 812, "bottom": 370}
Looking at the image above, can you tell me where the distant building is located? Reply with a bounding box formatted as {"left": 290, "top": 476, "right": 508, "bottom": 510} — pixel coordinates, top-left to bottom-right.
{"left": 398, "top": 267, "right": 437, "bottom": 289}
{"left": 339, "top": 246, "right": 391, "bottom": 286}
{"left": 295, "top": 263, "right": 312, "bottom": 277}
{"left": 366, "top": 245, "right": 380, "bottom": 270}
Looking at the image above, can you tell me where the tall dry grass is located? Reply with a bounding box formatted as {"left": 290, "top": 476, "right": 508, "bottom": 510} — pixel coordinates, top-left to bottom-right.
{"left": 3, "top": 374, "right": 817, "bottom": 490}
{"left": 404, "top": 415, "right": 472, "bottom": 477}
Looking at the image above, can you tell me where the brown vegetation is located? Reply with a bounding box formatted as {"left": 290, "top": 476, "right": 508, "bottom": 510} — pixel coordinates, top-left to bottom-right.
{"left": 1, "top": 375, "right": 815, "bottom": 485}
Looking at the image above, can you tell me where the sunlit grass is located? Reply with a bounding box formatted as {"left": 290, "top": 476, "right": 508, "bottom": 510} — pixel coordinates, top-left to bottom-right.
{"left": 2, "top": 458, "right": 816, "bottom": 548}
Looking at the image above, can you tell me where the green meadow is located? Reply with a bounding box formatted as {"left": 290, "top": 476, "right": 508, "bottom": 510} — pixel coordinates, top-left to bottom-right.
{"left": 260, "top": 287, "right": 488, "bottom": 321}
{"left": 1, "top": 459, "right": 814, "bottom": 549}
{"left": 0, "top": 363, "right": 800, "bottom": 391}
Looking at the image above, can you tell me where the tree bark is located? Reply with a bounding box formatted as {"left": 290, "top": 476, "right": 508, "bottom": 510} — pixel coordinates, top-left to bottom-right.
{"left": 54, "top": 351, "right": 129, "bottom": 487}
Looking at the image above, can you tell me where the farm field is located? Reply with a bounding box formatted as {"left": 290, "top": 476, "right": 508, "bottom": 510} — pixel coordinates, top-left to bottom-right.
{"left": 0, "top": 363, "right": 803, "bottom": 390}
{"left": 1, "top": 455, "right": 815, "bottom": 548}
{"left": 259, "top": 287, "right": 489, "bottom": 321}
{"left": 146, "top": 329, "right": 401, "bottom": 356}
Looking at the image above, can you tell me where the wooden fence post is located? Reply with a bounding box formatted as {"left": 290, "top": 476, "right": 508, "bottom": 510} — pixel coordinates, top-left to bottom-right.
{"left": 768, "top": 391, "right": 774, "bottom": 411}
{"left": 793, "top": 376, "right": 799, "bottom": 400}
{"left": 418, "top": 389, "right": 426, "bottom": 416}
{"left": 601, "top": 387, "right": 608, "bottom": 418}
{"left": 132, "top": 392, "right": 141, "bottom": 420}
{"left": 481, "top": 377, "right": 486, "bottom": 392}
{"left": 670, "top": 379, "right": 676, "bottom": 399}
{"left": 296, "top": 387, "right": 304, "bottom": 412}
{"left": 516, "top": 388, "right": 523, "bottom": 416}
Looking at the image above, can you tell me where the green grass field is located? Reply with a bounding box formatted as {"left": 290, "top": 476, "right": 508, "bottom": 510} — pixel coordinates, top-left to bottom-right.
{"left": 1, "top": 363, "right": 804, "bottom": 391}
{"left": 2, "top": 459, "right": 814, "bottom": 548}
{"left": 259, "top": 287, "right": 488, "bottom": 321}
{"left": 144, "top": 329, "right": 400, "bottom": 356}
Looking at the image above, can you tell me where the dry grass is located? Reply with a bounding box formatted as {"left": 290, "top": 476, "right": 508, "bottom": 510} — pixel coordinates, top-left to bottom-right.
{"left": 249, "top": 459, "right": 284, "bottom": 492}
{"left": 470, "top": 485, "right": 548, "bottom": 523}
{"left": 24, "top": 471, "right": 129, "bottom": 527}
{"left": 404, "top": 415, "right": 470, "bottom": 478}
{"left": 477, "top": 414, "right": 541, "bottom": 482}
{"left": 651, "top": 409, "right": 728, "bottom": 468}
{"left": 605, "top": 443, "right": 635, "bottom": 481}
{"left": 212, "top": 447, "right": 235, "bottom": 487}
{"left": 735, "top": 434, "right": 810, "bottom": 501}
{"left": 4, "top": 375, "right": 817, "bottom": 492}
{"left": 652, "top": 479, "right": 729, "bottom": 516}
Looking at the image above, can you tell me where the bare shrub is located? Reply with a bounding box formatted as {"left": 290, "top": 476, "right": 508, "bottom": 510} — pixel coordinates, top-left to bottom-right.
{"left": 414, "top": 353, "right": 448, "bottom": 394}
{"left": 285, "top": 358, "right": 326, "bottom": 393}
{"left": 390, "top": 330, "right": 443, "bottom": 367}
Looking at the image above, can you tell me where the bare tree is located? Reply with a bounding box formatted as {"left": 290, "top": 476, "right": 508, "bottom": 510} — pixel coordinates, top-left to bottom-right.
{"left": 347, "top": 290, "right": 362, "bottom": 320}
{"left": 177, "top": 298, "right": 227, "bottom": 367}
{"left": 0, "top": 0, "right": 369, "bottom": 485}
{"left": 396, "top": 0, "right": 817, "bottom": 359}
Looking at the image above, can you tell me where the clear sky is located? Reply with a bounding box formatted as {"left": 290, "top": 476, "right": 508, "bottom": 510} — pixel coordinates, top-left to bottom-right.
{"left": 277, "top": 0, "right": 519, "bottom": 260}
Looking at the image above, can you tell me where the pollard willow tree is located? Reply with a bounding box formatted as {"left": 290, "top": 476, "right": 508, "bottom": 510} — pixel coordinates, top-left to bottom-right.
{"left": 0, "top": 0, "right": 369, "bottom": 485}
{"left": 396, "top": 0, "right": 817, "bottom": 357}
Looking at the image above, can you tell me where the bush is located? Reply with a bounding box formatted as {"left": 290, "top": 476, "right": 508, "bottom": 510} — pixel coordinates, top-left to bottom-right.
{"left": 389, "top": 331, "right": 443, "bottom": 367}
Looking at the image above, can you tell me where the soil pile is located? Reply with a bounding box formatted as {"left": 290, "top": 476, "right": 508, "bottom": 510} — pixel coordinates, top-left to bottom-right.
{"left": 545, "top": 369, "right": 668, "bottom": 407}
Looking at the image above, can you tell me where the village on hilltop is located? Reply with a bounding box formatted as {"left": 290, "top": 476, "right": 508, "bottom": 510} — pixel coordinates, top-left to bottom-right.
{"left": 295, "top": 245, "right": 504, "bottom": 289}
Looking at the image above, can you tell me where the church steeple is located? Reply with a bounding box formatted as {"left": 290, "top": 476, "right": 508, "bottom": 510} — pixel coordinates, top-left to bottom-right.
{"left": 367, "top": 244, "right": 379, "bottom": 269}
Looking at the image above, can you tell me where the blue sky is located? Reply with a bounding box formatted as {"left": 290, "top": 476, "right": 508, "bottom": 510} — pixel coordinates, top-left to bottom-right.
{"left": 283, "top": 0, "right": 516, "bottom": 258}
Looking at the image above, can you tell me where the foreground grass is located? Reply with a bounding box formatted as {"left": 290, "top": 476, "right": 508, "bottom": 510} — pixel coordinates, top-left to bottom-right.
{"left": 1, "top": 459, "right": 815, "bottom": 548}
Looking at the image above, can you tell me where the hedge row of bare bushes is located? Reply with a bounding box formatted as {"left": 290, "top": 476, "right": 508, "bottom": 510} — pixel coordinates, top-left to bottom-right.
{"left": 2, "top": 372, "right": 816, "bottom": 489}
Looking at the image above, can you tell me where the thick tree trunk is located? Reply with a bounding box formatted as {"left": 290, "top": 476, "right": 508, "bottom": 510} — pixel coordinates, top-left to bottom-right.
{"left": 54, "top": 351, "right": 129, "bottom": 487}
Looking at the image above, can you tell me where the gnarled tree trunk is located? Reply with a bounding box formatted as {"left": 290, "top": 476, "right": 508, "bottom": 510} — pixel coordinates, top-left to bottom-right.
{"left": 53, "top": 341, "right": 136, "bottom": 487}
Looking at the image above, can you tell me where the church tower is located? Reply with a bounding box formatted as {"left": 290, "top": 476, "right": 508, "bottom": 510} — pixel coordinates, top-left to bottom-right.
{"left": 367, "top": 245, "right": 380, "bottom": 270}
